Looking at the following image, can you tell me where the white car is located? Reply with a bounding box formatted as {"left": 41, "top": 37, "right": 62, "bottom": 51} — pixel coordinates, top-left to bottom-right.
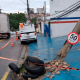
{"left": 19, "top": 23, "right": 37, "bottom": 44}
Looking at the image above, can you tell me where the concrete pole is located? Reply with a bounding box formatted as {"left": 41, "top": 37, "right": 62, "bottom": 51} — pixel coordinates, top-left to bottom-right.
{"left": 0, "top": 9, "right": 2, "bottom": 14}
{"left": 27, "top": 0, "right": 30, "bottom": 20}
{"left": 54, "top": 20, "right": 80, "bottom": 62}
{"left": 44, "top": 1, "right": 46, "bottom": 24}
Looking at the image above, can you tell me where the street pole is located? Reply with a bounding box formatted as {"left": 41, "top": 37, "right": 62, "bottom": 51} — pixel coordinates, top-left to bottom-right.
{"left": 44, "top": 1, "right": 46, "bottom": 24}
{"left": 0, "top": 9, "right": 1, "bottom": 14}
{"left": 27, "top": 0, "right": 30, "bottom": 20}
{"left": 54, "top": 20, "right": 80, "bottom": 62}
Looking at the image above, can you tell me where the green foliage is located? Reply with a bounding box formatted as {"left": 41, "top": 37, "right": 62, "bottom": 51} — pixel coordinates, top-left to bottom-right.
{"left": 48, "top": 21, "right": 50, "bottom": 25}
{"left": 20, "top": 68, "right": 25, "bottom": 73}
{"left": 22, "top": 56, "right": 25, "bottom": 59}
{"left": 8, "top": 13, "right": 26, "bottom": 31}
{"left": 19, "top": 63, "right": 22, "bottom": 67}
{"left": 31, "top": 18, "right": 36, "bottom": 29}
{"left": 11, "top": 27, "right": 14, "bottom": 31}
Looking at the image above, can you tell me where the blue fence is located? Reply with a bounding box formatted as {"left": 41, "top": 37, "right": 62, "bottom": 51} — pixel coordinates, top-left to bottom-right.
{"left": 44, "top": 24, "right": 51, "bottom": 37}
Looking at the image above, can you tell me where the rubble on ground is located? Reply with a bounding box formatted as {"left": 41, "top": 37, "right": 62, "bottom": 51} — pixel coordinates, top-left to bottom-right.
{"left": 44, "top": 59, "right": 70, "bottom": 79}
{"left": 18, "top": 57, "right": 70, "bottom": 80}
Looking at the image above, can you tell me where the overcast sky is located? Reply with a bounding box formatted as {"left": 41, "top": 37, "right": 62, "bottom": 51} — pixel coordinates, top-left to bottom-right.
{"left": 0, "top": 0, "right": 50, "bottom": 13}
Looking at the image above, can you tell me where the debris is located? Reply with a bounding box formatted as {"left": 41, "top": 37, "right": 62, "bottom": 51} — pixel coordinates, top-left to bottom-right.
{"left": 44, "top": 58, "right": 47, "bottom": 60}
{"left": 50, "top": 74, "right": 54, "bottom": 80}
{"left": 67, "top": 69, "right": 70, "bottom": 71}
{"left": 28, "top": 78, "right": 31, "bottom": 80}
{"left": 45, "top": 61, "right": 50, "bottom": 64}
{"left": 45, "top": 66, "right": 51, "bottom": 70}
{"left": 17, "top": 74, "right": 20, "bottom": 77}
{"left": 54, "top": 68, "right": 59, "bottom": 73}
{"left": 55, "top": 62, "right": 59, "bottom": 66}
{"left": 62, "top": 62, "right": 67, "bottom": 65}
{"left": 44, "top": 60, "right": 70, "bottom": 79}
{"left": 56, "top": 71, "right": 60, "bottom": 75}
{"left": 33, "top": 56, "right": 39, "bottom": 59}
{"left": 16, "top": 55, "right": 70, "bottom": 80}
{"left": 63, "top": 65, "right": 68, "bottom": 68}
{"left": 47, "top": 75, "right": 49, "bottom": 78}
{"left": 52, "top": 72, "right": 55, "bottom": 75}
{"left": 61, "top": 68, "right": 65, "bottom": 70}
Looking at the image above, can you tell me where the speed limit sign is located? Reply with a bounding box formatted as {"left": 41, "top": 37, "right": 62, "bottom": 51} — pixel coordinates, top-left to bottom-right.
{"left": 67, "top": 32, "right": 79, "bottom": 45}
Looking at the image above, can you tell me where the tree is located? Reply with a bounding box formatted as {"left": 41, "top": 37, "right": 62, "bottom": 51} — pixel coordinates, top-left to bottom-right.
{"left": 31, "top": 18, "right": 36, "bottom": 29}
{"left": 8, "top": 13, "right": 26, "bottom": 31}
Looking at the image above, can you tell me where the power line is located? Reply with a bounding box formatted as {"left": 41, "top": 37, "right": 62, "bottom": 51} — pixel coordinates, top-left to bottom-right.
{"left": 50, "top": 0, "right": 80, "bottom": 16}
{"left": 20, "top": 0, "right": 27, "bottom": 5}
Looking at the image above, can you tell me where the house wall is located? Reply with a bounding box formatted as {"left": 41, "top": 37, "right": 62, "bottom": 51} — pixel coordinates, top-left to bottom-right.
{"left": 50, "top": 0, "right": 80, "bottom": 38}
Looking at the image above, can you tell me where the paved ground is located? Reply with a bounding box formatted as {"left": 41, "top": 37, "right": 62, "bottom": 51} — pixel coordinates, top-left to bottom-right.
{"left": 0, "top": 35, "right": 25, "bottom": 80}
{"left": 28, "top": 35, "right": 80, "bottom": 80}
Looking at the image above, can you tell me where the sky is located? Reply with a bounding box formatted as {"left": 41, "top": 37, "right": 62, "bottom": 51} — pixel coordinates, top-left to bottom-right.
{"left": 0, "top": 0, "right": 50, "bottom": 13}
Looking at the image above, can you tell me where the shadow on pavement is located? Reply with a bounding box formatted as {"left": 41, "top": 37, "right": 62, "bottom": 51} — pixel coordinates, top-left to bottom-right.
{"left": 22, "top": 41, "right": 37, "bottom": 45}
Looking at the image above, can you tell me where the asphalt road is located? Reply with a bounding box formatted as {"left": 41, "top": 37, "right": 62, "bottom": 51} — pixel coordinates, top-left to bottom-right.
{"left": 0, "top": 35, "right": 25, "bottom": 80}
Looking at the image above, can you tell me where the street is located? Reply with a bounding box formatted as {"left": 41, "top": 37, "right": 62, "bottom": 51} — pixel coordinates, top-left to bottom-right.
{"left": 0, "top": 34, "right": 80, "bottom": 80}
{"left": 1, "top": 0, "right": 80, "bottom": 80}
{"left": 0, "top": 35, "right": 25, "bottom": 80}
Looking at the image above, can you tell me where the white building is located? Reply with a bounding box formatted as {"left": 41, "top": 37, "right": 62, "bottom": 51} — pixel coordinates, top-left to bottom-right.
{"left": 29, "top": 8, "right": 34, "bottom": 14}
{"left": 50, "top": 0, "right": 80, "bottom": 38}
{"left": 37, "top": 8, "right": 43, "bottom": 14}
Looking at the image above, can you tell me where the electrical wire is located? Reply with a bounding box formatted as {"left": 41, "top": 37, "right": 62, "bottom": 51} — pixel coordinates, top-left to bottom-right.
{"left": 50, "top": 0, "right": 80, "bottom": 16}
{"left": 20, "top": 0, "right": 27, "bottom": 5}
{"left": 45, "top": 1, "right": 80, "bottom": 22}
{"left": 54, "top": 2, "right": 80, "bottom": 19}
{"left": 2, "top": 0, "right": 26, "bottom": 13}
{"left": 56, "top": 0, "right": 80, "bottom": 13}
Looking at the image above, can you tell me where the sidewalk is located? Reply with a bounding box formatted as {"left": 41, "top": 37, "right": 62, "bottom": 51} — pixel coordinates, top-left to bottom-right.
{"left": 28, "top": 35, "right": 80, "bottom": 80}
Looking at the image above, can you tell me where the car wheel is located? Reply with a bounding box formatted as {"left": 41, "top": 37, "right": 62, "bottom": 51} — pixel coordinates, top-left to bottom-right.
{"left": 7, "top": 35, "right": 9, "bottom": 39}
{"left": 21, "top": 41, "right": 24, "bottom": 44}
{"left": 35, "top": 39, "right": 37, "bottom": 42}
{"left": 8, "top": 63, "right": 20, "bottom": 74}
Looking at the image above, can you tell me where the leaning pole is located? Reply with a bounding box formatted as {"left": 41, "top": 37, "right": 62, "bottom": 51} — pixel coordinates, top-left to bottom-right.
{"left": 54, "top": 19, "right": 80, "bottom": 61}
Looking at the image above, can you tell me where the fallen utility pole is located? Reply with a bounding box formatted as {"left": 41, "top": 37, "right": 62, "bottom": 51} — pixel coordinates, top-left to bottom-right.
{"left": 54, "top": 19, "right": 80, "bottom": 62}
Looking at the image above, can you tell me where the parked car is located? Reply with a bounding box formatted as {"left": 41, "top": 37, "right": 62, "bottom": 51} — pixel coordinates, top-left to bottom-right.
{"left": 19, "top": 22, "right": 37, "bottom": 44}
{"left": 10, "top": 31, "right": 16, "bottom": 35}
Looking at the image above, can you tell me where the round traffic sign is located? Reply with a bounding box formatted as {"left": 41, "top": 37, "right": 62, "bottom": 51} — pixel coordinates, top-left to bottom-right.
{"left": 67, "top": 32, "right": 79, "bottom": 45}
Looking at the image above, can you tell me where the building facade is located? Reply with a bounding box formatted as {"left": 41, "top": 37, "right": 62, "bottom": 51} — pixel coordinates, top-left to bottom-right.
{"left": 29, "top": 8, "right": 34, "bottom": 14}
{"left": 50, "top": 0, "right": 80, "bottom": 38}
{"left": 37, "top": 8, "right": 43, "bottom": 14}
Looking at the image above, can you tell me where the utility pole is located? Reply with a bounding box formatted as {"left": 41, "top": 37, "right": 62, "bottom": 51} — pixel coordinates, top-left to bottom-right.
{"left": 0, "top": 7, "right": 2, "bottom": 14}
{"left": 27, "top": 0, "right": 30, "bottom": 20}
{"left": 0, "top": 9, "right": 2, "bottom": 14}
{"left": 44, "top": 1, "right": 46, "bottom": 24}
